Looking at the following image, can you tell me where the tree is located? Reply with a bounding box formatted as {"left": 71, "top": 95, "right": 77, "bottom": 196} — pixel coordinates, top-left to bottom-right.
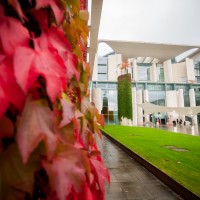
{"left": 0, "top": 0, "right": 109, "bottom": 199}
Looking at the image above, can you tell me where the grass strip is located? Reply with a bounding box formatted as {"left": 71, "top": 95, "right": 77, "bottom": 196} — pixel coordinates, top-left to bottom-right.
{"left": 102, "top": 125, "right": 200, "bottom": 197}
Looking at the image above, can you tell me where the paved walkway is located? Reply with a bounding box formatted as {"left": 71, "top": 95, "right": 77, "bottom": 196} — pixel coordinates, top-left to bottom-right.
{"left": 98, "top": 136, "right": 183, "bottom": 200}
{"left": 158, "top": 124, "right": 200, "bottom": 136}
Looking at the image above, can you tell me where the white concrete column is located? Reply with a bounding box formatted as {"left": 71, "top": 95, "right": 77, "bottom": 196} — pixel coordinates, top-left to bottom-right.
{"left": 166, "top": 90, "right": 178, "bottom": 121}
{"left": 150, "top": 63, "right": 157, "bottom": 82}
{"left": 177, "top": 89, "right": 185, "bottom": 121}
{"left": 166, "top": 90, "right": 177, "bottom": 107}
{"left": 163, "top": 60, "right": 174, "bottom": 83}
{"left": 108, "top": 54, "right": 122, "bottom": 81}
{"left": 132, "top": 87, "right": 137, "bottom": 126}
{"left": 92, "top": 88, "right": 101, "bottom": 113}
{"left": 137, "top": 89, "right": 143, "bottom": 126}
{"left": 189, "top": 89, "right": 197, "bottom": 124}
{"left": 144, "top": 89, "right": 150, "bottom": 122}
{"left": 186, "top": 58, "right": 196, "bottom": 83}
{"left": 91, "top": 53, "right": 98, "bottom": 80}
{"left": 133, "top": 59, "right": 138, "bottom": 82}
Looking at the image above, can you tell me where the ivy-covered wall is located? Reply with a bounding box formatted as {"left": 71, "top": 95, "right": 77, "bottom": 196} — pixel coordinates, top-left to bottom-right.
{"left": 118, "top": 73, "right": 133, "bottom": 121}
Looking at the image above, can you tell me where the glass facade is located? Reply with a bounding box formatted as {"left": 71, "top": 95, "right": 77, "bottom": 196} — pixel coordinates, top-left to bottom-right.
{"left": 92, "top": 82, "right": 118, "bottom": 124}
{"left": 92, "top": 58, "right": 200, "bottom": 125}
{"left": 98, "top": 74, "right": 107, "bottom": 80}
{"left": 92, "top": 80, "right": 200, "bottom": 124}
{"left": 137, "top": 65, "right": 150, "bottom": 81}
{"left": 195, "top": 62, "right": 200, "bottom": 83}
{"left": 98, "top": 57, "right": 108, "bottom": 81}
{"left": 155, "top": 64, "right": 165, "bottom": 82}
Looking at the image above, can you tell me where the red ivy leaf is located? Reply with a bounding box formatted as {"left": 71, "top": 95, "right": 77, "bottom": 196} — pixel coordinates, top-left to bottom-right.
{"left": 0, "top": 87, "right": 9, "bottom": 119}
{"left": 47, "top": 26, "right": 72, "bottom": 52}
{"left": 59, "top": 97, "right": 74, "bottom": 128}
{"left": 16, "top": 97, "right": 57, "bottom": 163}
{"left": 8, "top": 0, "right": 28, "bottom": 21}
{"left": 64, "top": 52, "right": 80, "bottom": 81}
{"left": 0, "top": 6, "right": 29, "bottom": 55}
{"left": 50, "top": 0, "right": 64, "bottom": 25}
{"left": 40, "top": 27, "right": 79, "bottom": 81}
{"left": 90, "top": 158, "right": 110, "bottom": 193}
{"left": 44, "top": 27, "right": 79, "bottom": 81}
{"left": 14, "top": 39, "right": 66, "bottom": 102}
{"left": 0, "top": 57, "right": 25, "bottom": 112}
{"left": 43, "top": 145, "right": 86, "bottom": 200}
{"left": 31, "top": 9, "right": 49, "bottom": 30}
{"left": 35, "top": 0, "right": 64, "bottom": 24}
{"left": 13, "top": 46, "right": 36, "bottom": 93}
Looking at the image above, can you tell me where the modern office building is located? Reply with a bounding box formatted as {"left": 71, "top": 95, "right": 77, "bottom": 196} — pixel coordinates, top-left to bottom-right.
{"left": 91, "top": 41, "right": 200, "bottom": 126}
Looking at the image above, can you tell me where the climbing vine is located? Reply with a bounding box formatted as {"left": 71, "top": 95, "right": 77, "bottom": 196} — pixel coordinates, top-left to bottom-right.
{"left": 0, "top": 0, "right": 109, "bottom": 199}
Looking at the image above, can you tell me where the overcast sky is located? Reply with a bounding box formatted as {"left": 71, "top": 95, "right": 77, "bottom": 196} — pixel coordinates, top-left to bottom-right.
{"left": 98, "top": 0, "right": 200, "bottom": 56}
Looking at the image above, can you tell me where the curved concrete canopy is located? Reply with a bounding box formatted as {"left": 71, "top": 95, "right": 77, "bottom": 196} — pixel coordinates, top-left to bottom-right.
{"left": 99, "top": 39, "right": 200, "bottom": 63}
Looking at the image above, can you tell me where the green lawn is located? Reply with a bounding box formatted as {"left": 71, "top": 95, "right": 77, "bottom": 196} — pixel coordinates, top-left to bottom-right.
{"left": 102, "top": 125, "right": 200, "bottom": 197}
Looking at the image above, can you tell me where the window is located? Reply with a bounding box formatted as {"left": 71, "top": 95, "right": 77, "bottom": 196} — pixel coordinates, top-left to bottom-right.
{"left": 97, "top": 82, "right": 107, "bottom": 89}
{"left": 195, "top": 62, "right": 200, "bottom": 83}
{"left": 98, "top": 57, "right": 108, "bottom": 81}
{"left": 149, "top": 91, "right": 166, "bottom": 106}
{"left": 157, "top": 67, "right": 164, "bottom": 82}
{"left": 147, "top": 84, "right": 165, "bottom": 91}
{"left": 98, "top": 74, "right": 107, "bottom": 80}
{"left": 98, "top": 65, "right": 107, "bottom": 74}
{"left": 108, "top": 83, "right": 117, "bottom": 89}
{"left": 138, "top": 66, "right": 150, "bottom": 81}
{"left": 166, "top": 84, "right": 174, "bottom": 91}
{"left": 195, "top": 62, "right": 200, "bottom": 76}
{"left": 184, "top": 92, "right": 190, "bottom": 107}
{"left": 196, "top": 76, "right": 200, "bottom": 83}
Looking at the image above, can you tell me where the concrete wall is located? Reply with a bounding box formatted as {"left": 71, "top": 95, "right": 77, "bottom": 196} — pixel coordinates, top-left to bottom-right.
{"left": 132, "top": 87, "right": 137, "bottom": 126}
{"left": 137, "top": 89, "right": 143, "bottom": 126}
{"left": 186, "top": 58, "right": 196, "bottom": 83}
{"left": 150, "top": 63, "right": 157, "bottom": 82}
{"left": 108, "top": 54, "right": 122, "bottom": 81}
{"left": 172, "top": 62, "right": 187, "bottom": 83}
{"left": 177, "top": 89, "right": 185, "bottom": 121}
{"left": 166, "top": 90, "right": 178, "bottom": 121}
{"left": 166, "top": 90, "right": 177, "bottom": 107}
{"left": 163, "top": 60, "right": 174, "bottom": 83}
{"left": 144, "top": 89, "right": 149, "bottom": 122}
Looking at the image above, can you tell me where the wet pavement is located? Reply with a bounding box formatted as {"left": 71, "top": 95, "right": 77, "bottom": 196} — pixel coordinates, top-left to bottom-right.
{"left": 98, "top": 136, "right": 183, "bottom": 200}
{"left": 157, "top": 124, "right": 200, "bottom": 136}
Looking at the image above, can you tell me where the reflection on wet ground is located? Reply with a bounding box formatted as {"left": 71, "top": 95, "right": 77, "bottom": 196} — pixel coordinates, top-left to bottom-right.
{"left": 98, "top": 136, "right": 183, "bottom": 200}
{"left": 153, "top": 124, "right": 200, "bottom": 136}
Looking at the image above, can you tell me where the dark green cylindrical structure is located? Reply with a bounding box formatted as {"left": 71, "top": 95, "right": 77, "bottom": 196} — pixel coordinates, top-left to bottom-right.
{"left": 117, "top": 73, "right": 133, "bottom": 121}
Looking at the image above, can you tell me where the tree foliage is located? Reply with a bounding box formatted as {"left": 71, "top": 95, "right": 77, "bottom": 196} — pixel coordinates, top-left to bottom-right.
{"left": 0, "top": 0, "right": 109, "bottom": 199}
